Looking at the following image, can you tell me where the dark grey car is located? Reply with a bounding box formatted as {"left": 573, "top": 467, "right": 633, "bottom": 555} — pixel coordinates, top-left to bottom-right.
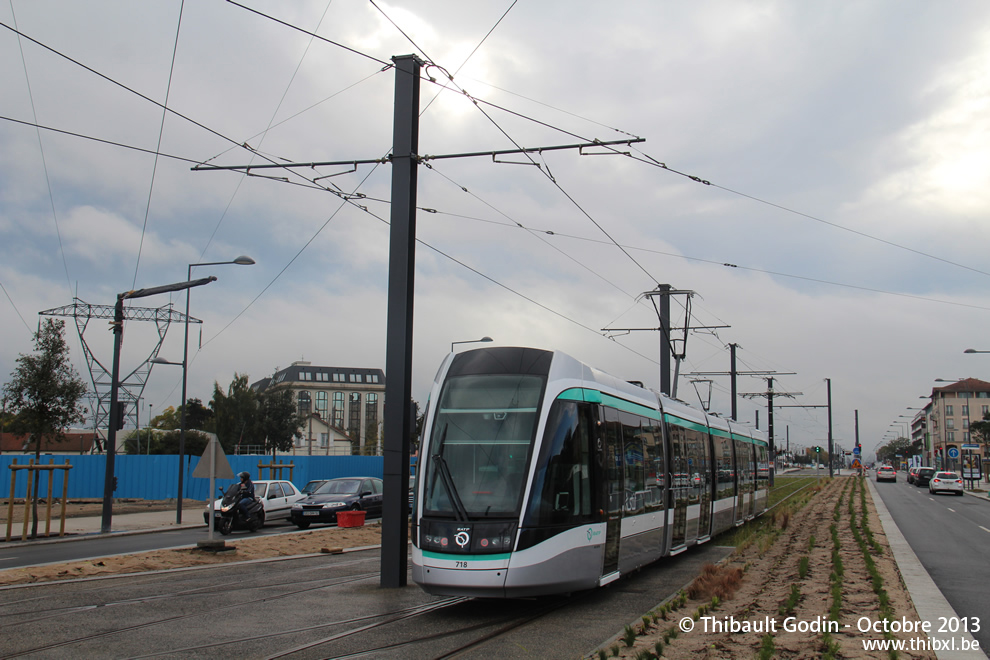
{"left": 289, "top": 477, "right": 383, "bottom": 529}
{"left": 914, "top": 467, "right": 936, "bottom": 487}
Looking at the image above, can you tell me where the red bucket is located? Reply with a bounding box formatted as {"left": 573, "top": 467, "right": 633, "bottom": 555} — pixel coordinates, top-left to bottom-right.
{"left": 336, "top": 510, "right": 366, "bottom": 528}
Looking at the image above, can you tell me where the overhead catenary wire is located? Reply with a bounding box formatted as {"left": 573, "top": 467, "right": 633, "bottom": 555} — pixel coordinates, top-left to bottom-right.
{"left": 9, "top": 2, "right": 72, "bottom": 301}
{"left": 132, "top": 0, "right": 185, "bottom": 289}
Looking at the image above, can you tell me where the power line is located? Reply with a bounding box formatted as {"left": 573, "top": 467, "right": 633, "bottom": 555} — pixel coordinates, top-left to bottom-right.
{"left": 0, "top": 279, "right": 32, "bottom": 333}
{"left": 9, "top": 3, "right": 72, "bottom": 301}
{"left": 132, "top": 0, "right": 185, "bottom": 289}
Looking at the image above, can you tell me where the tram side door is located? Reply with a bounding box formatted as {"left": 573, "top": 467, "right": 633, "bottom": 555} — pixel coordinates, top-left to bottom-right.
{"left": 598, "top": 406, "right": 622, "bottom": 577}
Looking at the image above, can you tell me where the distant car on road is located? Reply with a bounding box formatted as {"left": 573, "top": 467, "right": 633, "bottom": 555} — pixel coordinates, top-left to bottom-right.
{"left": 204, "top": 479, "right": 305, "bottom": 528}
{"left": 907, "top": 466, "right": 920, "bottom": 484}
{"left": 290, "top": 477, "right": 384, "bottom": 529}
{"left": 914, "top": 467, "right": 936, "bottom": 487}
{"left": 929, "top": 471, "right": 964, "bottom": 496}
{"left": 876, "top": 466, "right": 896, "bottom": 483}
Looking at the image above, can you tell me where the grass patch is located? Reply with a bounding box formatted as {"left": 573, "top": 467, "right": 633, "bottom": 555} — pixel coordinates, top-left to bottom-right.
{"left": 687, "top": 562, "right": 744, "bottom": 601}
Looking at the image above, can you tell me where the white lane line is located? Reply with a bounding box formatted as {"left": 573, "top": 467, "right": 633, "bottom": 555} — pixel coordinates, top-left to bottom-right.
{"left": 0, "top": 557, "right": 19, "bottom": 562}
{"left": 947, "top": 508, "right": 956, "bottom": 513}
{"left": 980, "top": 526, "right": 990, "bottom": 534}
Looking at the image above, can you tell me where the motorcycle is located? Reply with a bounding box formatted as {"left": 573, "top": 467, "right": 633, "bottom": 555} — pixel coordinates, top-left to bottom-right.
{"left": 216, "top": 483, "right": 264, "bottom": 535}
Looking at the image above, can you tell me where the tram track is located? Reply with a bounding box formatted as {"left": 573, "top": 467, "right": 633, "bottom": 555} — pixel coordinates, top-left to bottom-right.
{"left": 0, "top": 555, "right": 380, "bottom": 625}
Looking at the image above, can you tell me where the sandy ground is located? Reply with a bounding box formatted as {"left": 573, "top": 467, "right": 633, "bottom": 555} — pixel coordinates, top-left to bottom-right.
{"left": 0, "top": 499, "right": 382, "bottom": 587}
{"left": 608, "top": 477, "right": 935, "bottom": 659}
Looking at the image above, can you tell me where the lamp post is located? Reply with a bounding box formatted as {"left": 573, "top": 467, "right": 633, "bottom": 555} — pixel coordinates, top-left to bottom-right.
{"left": 101, "top": 276, "right": 218, "bottom": 534}
{"left": 176, "top": 256, "right": 254, "bottom": 524}
{"left": 964, "top": 349, "right": 990, "bottom": 354}
{"left": 451, "top": 336, "right": 493, "bottom": 352}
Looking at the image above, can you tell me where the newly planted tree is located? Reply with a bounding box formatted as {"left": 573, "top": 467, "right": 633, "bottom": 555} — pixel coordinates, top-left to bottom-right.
{"left": 2, "top": 319, "right": 87, "bottom": 537}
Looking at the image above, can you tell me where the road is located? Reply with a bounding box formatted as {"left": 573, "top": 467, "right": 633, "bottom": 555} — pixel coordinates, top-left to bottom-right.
{"left": 0, "top": 540, "right": 731, "bottom": 659}
{"left": 0, "top": 519, "right": 298, "bottom": 571}
{"left": 871, "top": 476, "right": 990, "bottom": 653}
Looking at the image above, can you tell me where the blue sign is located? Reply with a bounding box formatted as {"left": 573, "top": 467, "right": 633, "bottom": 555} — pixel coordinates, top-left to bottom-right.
{"left": 853, "top": 447, "right": 861, "bottom": 455}
{"left": 947, "top": 447, "right": 960, "bottom": 459}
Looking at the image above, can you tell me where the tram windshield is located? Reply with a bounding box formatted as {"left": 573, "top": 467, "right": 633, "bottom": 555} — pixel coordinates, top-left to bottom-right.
{"left": 423, "top": 374, "right": 543, "bottom": 518}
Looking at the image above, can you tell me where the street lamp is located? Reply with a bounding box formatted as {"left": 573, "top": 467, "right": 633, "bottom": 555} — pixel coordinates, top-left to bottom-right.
{"left": 451, "top": 336, "right": 493, "bottom": 352}
{"left": 101, "top": 276, "right": 218, "bottom": 534}
{"left": 964, "top": 349, "right": 990, "bottom": 354}
{"left": 176, "top": 256, "right": 254, "bottom": 524}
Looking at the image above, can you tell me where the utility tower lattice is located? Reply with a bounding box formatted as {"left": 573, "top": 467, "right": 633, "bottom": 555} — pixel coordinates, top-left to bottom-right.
{"left": 39, "top": 298, "right": 201, "bottom": 452}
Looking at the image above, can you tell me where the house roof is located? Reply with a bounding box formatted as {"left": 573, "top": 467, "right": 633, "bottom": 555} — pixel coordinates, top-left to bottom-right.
{"left": 0, "top": 431, "right": 97, "bottom": 454}
{"left": 932, "top": 378, "right": 990, "bottom": 394}
{"left": 251, "top": 362, "right": 385, "bottom": 392}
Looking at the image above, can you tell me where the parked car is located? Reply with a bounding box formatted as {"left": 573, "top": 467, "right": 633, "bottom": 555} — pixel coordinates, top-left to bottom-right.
{"left": 914, "top": 467, "right": 936, "bottom": 487}
{"left": 300, "top": 479, "right": 330, "bottom": 496}
{"left": 876, "top": 466, "right": 896, "bottom": 482}
{"left": 907, "top": 466, "right": 919, "bottom": 484}
{"left": 929, "top": 471, "right": 964, "bottom": 496}
{"left": 290, "top": 477, "right": 384, "bottom": 529}
{"left": 204, "top": 479, "right": 305, "bottom": 528}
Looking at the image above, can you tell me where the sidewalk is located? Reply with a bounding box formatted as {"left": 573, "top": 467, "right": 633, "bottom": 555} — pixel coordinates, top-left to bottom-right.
{"left": 3, "top": 504, "right": 205, "bottom": 547}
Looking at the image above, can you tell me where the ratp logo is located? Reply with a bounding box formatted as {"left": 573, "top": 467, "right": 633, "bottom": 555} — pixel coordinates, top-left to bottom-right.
{"left": 455, "top": 531, "right": 471, "bottom": 548}
{"left": 586, "top": 527, "right": 602, "bottom": 542}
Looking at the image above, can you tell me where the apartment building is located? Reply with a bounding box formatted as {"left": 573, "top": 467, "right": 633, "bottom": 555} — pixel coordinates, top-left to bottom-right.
{"left": 251, "top": 361, "right": 385, "bottom": 456}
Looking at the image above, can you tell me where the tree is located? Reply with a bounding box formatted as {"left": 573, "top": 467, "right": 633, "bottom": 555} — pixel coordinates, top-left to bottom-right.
{"left": 2, "top": 319, "right": 88, "bottom": 537}
{"left": 210, "top": 374, "right": 258, "bottom": 453}
{"left": 150, "top": 405, "right": 181, "bottom": 430}
{"left": 256, "top": 381, "right": 303, "bottom": 457}
{"left": 969, "top": 412, "right": 990, "bottom": 481}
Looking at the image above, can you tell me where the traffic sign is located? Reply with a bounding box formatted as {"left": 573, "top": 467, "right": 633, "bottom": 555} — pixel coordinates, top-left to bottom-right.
{"left": 947, "top": 447, "right": 960, "bottom": 459}
{"left": 853, "top": 446, "right": 861, "bottom": 455}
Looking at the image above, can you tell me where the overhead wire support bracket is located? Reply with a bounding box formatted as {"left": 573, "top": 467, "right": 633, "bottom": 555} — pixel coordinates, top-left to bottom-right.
{"left": 190, "top": 138, "right": 645, "bottom": 173}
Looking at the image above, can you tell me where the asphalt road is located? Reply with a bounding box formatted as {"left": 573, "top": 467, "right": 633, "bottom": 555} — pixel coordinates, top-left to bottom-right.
{"left": 0, "top": 520, "right": 299, "bottom": 571}
{"left": 0, "top": 541, "right": 732, "bottom": 659}
{"left": 871, "top": 476, "right": 990, "bottom": 652}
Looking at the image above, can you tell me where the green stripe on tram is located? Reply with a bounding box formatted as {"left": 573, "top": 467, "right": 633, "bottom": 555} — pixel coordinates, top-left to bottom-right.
{"left": 558, "top": 388, "right": 662, "bottom": 420}
{"left": 422, "top": 550, "right": 511, "bottom": 561}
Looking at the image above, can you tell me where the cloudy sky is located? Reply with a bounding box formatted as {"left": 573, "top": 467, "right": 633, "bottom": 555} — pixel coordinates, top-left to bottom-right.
{"left": 3, "top": 1, "right": 990, "bottom": 461}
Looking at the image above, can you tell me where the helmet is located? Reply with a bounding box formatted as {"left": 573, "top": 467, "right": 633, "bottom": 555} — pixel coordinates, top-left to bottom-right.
{"left": 238, "top": 471, "right": 250, "bottom": 481}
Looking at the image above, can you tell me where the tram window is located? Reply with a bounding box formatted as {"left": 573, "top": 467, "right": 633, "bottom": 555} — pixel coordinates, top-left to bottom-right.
{"left": 668, "top": 423, "right": 691, "bottom": 506}
{"left": 604, "top": 407, "right": 623, "bottom": 514}
{"left": 621, "top": 411, "right": 646, "bottom": 515}
{"left": 714, "top": 435, "right": 734, "bottom": 500}
{"left": 424, "top": 374, "right": 543, "bottom": 517}
{"left": 524, "top": 400, "right": 593, "bottom": 527}
{"left": 643, "top": 422, "right": 663, "bottom": 512}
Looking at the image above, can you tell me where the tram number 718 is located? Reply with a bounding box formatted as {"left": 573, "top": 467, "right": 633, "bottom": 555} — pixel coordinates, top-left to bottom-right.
{"left": 455, "top": 561, "right": 468, "bottom": 569}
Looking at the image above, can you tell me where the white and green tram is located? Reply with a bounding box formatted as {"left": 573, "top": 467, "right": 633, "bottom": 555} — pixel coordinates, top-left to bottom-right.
{"left": 411, "top": 347, "right": 770, "bottom": 598}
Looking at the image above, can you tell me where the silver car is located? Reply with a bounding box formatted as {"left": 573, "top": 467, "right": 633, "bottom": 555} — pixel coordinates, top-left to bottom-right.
{"left": 929, "top": 472, "right": 964, "bottom": 496}
{"left": 204, "top": 479, "right": 305, "bottom": 527}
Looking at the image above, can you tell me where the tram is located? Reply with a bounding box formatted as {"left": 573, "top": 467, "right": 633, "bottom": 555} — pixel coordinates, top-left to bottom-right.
{"left": 411, "top": 347, "right": 770, "bottom": 598}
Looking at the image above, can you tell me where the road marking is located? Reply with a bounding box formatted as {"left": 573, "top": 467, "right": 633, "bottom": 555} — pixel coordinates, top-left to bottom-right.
{"left": 980, "top": 526, "right": 990, "bottom": 534}
{"left": 947, "top": 508, "right": 956, "bottom": 513}
{"left": 0, "top": 557, "right": 18, "bottom": 562}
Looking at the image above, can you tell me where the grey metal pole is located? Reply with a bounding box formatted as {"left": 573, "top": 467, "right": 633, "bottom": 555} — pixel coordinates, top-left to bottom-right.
{"left": 381, "top": 54, "right": 422, "bottom": 589}
{"left": 100, "top": 295, "right": 125, "bottom": 534}
{"left": 767, "top": 377, "right": 775, "bottom": 486}
{"left": 729, "top": 343, "right": 738, "bottom": 420}
{"left": 659, "top": 284, "right": 671, "bottom": 396}
{"left": 176, "top": 264, "right": 191, "bottom": 525}
{"left": 827, "top": 378, "right": 834, "bottom": 478}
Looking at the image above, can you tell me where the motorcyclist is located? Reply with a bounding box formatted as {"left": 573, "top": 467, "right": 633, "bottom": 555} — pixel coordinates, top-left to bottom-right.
{"left": 236, "top": 471, "right": 256, "bottom": 520}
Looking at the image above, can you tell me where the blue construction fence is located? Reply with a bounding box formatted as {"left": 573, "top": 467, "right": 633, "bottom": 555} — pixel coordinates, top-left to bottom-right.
{"left": 0, "top": 454, "right": 388, "bottom": 501}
